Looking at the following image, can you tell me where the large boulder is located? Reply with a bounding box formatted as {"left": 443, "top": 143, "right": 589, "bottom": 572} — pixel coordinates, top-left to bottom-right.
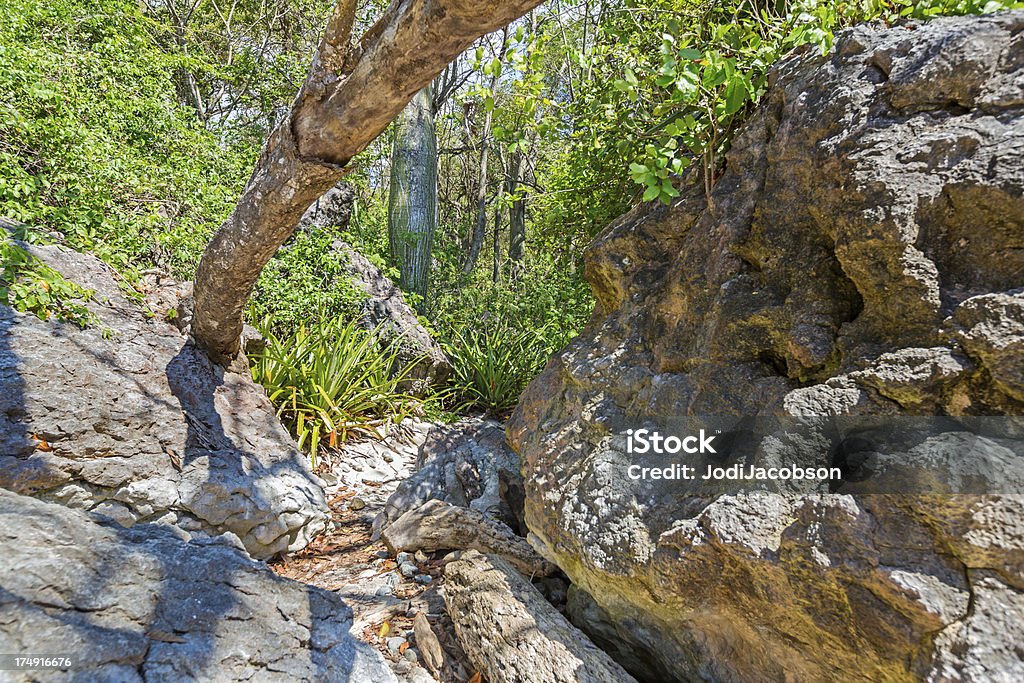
{"left": 0, "top": 489, "right": 396, "bottom": 682}
{"left": 0, "top": 226, "right": 329, "bottom": 559}
{"left": 509, "top": 12, "right": 1024, "bottom": 682}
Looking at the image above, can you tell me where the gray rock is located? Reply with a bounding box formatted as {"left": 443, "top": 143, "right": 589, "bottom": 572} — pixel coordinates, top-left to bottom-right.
{"left": 0, "top": 489, "right": 396, "bottom": 682}
{"left": 382, "top": 420, "right": 526, "bottom": 533}
{"left": 508, "top": 13, "right": 1024, "bottom": 683}
{"left": 399, "top": 562, "right": 419, "bottom": 578}
{"left": 387, "top": 636, "right": 407, "bottom": 654}
{"left": 300, "top": 182, "right": 356, "bottom": 232}
{"left": 413, "top": 574, "right": 432, "bottom": 586}
{"left": 0, "top": 226, "right": 329, "bottom": 559}
{"left": 335, "top": 241, "right": 450, "bottom": 393}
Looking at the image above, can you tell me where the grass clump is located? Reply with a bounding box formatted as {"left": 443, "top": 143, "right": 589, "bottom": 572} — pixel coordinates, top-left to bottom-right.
{"left": 442, "top": 324, "right": 550, "bottom": 416}
{"left": 250, "top": 315, "right": 424, "bottom": 465}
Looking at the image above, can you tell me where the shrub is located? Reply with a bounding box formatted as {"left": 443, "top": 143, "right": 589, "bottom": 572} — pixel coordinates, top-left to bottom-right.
{"left": 250, "top": 315, "right": 424, "bottom": 465}
{"left": 443, "top": 324, "right": 550, "bottom": 415}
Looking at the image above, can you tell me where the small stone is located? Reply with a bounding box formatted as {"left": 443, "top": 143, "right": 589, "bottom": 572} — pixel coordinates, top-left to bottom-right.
{"left": 441, "top": 551, "right": 462, "bottom": 564}
{"left": 394, "top": 660, "right": 412, "bottom": 675}
{"left": 396, "top": 552, "right": 414, "bottom": 565}
{"left": 414, "top": 550, "right": 428, "bottom": 563}
{"left": 349, "top": 497, "right": 366, "bottom": 511}
{"left": 403, "top": 648, "right": 419, "bottom": 663}
{"left": 414, "top": 574, "right": 433, "bottom": 585}
{"left": 387, "top": 636, "right": 407, "bottom": 654}
{"left": 400, "top": 562, "right": 418, "bottom": 578}
{"left": 374, "top": 549, "right": 390, "bottom": 559}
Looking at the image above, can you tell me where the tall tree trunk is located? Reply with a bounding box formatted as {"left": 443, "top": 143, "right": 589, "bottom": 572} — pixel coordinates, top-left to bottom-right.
{"left": 507, "top": 151, "right": 526, "bottom": 274}
{"left": 388, "top": 86, "right": 438, "bottom": 307}
{"left": 462, "top": 26, "right": 508, "bottom": 275}
{"left": 492, "top": 179, "right": 504, "bottom": 283}
{"left": 463, "top": 101, "right": 493, "bottom": 275}
{"left": 190, "top": 0, "right": 544, "bottom": 364}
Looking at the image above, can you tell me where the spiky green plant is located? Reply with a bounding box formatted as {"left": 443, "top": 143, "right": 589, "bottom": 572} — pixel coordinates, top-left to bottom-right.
{"left": 442, "top": 325, "right": 549, "bottom": 415}
{"left": 250, "top": 315, "right": 423, "bottom": 464}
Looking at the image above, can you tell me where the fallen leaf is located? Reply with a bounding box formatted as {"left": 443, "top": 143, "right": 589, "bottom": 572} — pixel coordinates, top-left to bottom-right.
{"left": 31, "top": 434, "right": 52, "bottom": 452}
{"left": 469, "top": 673, "right": 483, "bottom": 683}
{"left": 399, "top": 641, "right": 409, "bottom": 654}
{"left": 166, "top": 448, "right": 183, "bottom": 472}
{"left": 378, "top": 621, "right": 391, "bottom": 639}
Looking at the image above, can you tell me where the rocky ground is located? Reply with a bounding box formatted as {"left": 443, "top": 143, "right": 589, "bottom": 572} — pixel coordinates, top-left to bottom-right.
{"left": 272, "top": 420, "right": 489, "bottom": 683}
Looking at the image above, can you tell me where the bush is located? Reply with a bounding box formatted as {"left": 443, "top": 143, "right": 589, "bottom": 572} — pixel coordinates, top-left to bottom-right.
{"left": 443, "top": 324, "right": 550, "bottom": 415}
{"left": 250, "top": 315, "right": 424, "bottom": 464}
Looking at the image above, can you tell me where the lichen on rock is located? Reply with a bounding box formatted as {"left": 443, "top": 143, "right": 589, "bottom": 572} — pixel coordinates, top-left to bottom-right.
{"left": 509, "top": 12, "right": 1024, "bottom": 682}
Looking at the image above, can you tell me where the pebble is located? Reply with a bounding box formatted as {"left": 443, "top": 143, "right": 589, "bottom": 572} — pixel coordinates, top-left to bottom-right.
{"left": 349, "top": 497, "right": 366, "bottom": 511}
{"left": 387, "top": 636, "right": 407, "bottom": 654}
{"left": 396, "top": 552, "right": 414, "bottom": 565}
{"left": 399, "top": 562, "right": 419, "bottom": 578}
{"left": 394, "top": 660, "right": 412, "bottom": 675}
{"left": 403, "top": 648, "right": 419, "bottom": 663}
{"left": 441, "top": 551, "right": 462, "bottom": 564}
{"left": 413, "top": 574, "right": 433, "bottom": 585}
{"left": 414, "top": 550, "right": 428, "bottom": 563}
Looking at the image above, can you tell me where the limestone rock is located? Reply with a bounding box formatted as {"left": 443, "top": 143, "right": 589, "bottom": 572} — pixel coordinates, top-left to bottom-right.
{"left": 509, "top": 13, "right": 1024, "bottom": 682}
{"left": 335, "top": 241, "right": 450, "bottom": 393}
{"left": 381, "top": 420, "right": 525, "bottom": 533}
{"left": 444, "top": 551, "right": 638, "bottom": 683}
{"left": 0, "top": 489, "right": 396, "bottom": 682}
{"left": 300, "top": 181, "right": 356, "bottom": 232}
{"left": 0, "top": 227, "right": 329, "bottom": 559}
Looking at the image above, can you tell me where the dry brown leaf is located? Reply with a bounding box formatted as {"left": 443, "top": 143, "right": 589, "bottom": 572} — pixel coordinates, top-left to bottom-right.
{"left": 166, "top": 448, "right": 183, "bottom": 472}
{"left": 399, "top": 641, "right": 409, "bottom": 654}
{"left": 469, "top": 672, "right": 483, "bottom": 683}
{"left": 31, "top": 434, "right": 52, "bottom": 452}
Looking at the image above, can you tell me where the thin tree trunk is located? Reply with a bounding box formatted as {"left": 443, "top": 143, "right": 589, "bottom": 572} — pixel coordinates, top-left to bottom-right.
{"left": 190, "top": 0, "right": 544, "bottom": 364}
{"left": 463, "top": 101, "right": 493, "bottom": 275}
{"left": 388, "top": 86, "right": 438, "bottom": 307}
{"left": 462, "top": 26, "right": 507, "bottom": 275}
{"left": 492, "top": 185, "right": 503, "bottom": 283}
{"left": 507, "top": 151, "right": 525, "bottom": 274}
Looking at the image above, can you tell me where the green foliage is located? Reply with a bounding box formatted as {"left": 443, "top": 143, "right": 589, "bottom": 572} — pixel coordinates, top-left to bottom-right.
{"left": 442, "top": 324, "right": 550, "bottom": 415}
{"left": 0, "top": 0, "right": 253, "bottom": 279}
{"left": 615, "top": 0, "right": 1024, "bottom": 204}
{"left": 0, "top": 235, "right": 97, "bottom": 327}
{"left": 250, "top": 225, "right": 365, "bottom": 336}
{"left": 250, "top": 315, "right": 424, "bottom": 464}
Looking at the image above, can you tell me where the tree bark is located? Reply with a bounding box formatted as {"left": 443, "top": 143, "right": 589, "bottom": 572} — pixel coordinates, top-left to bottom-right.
{"left": 388, "top": 86, "right": 438, "bottom": 307}
{"left": 507, "top": 151, "right": 526, "bottom": 273}
{"left": 462, "top": 26, "right": 508, "bottom": 276}
{"left": 190, "top": 0, "right": 544, "bottom": 364}
{"left": 463, "top": 99, "right": 493, "bottom": 275}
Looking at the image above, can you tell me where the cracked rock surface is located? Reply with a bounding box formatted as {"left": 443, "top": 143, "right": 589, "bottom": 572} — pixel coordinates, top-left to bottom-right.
{"left": 509, "top": 13, "right": 1024, "bottom": 682}
{"left": 0, "top": 229, "right": 329, "bottom": 559}
{"left": 0, "top": 488, "right": 396, "bottom": 682}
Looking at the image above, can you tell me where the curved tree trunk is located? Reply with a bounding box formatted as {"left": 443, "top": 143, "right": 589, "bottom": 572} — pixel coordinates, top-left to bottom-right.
{"left": 388, "top": 86, "right": 438, "bottom": 307}
{"left": 190, "top": 0, "right": 544, "bottom": 364}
